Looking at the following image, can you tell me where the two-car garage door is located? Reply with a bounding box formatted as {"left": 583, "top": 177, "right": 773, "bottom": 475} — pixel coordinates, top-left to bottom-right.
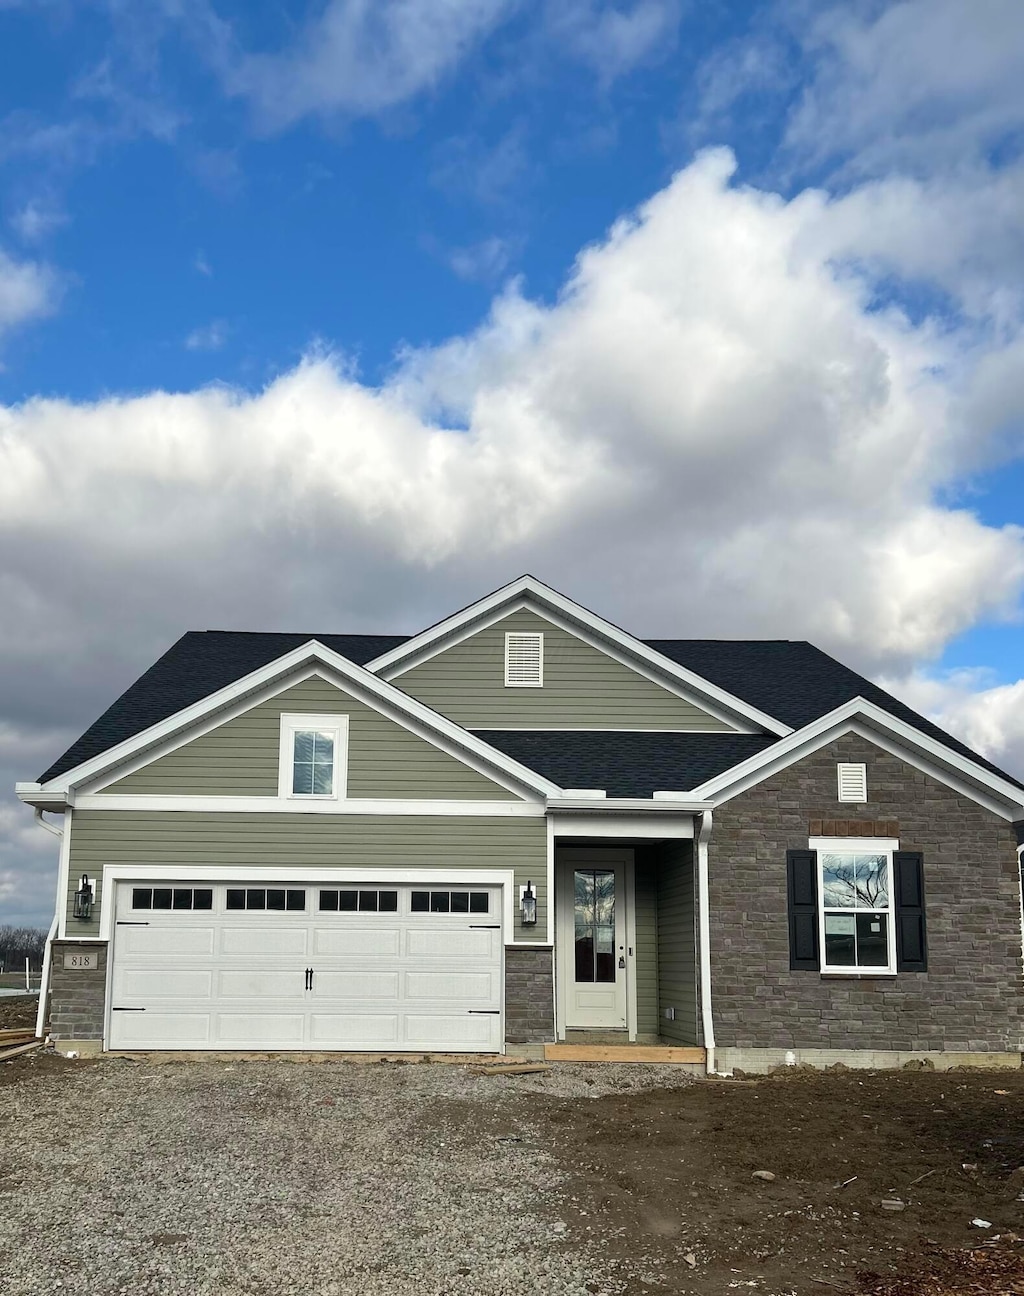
{"left": 109, "top": 881, "right": 503, "bottom": 1052}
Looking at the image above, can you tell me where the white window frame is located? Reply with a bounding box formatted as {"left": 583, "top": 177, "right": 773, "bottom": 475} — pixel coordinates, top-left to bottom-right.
{"left": 837, "top": 762, "right": 868, "bottom": 802}
{"left": 278, "top": 713, "right": 348, "bottom": 801}
{"left": 809, "top": 836, "right": 898, "bottom": 976}
{"left": 504, "top": 631, "right": 544, "bottom": 688}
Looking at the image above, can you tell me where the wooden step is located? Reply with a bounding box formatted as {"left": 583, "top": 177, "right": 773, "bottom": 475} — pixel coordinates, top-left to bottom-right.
{"left": 544, "top": 1044, "right": 706, "bottom": 1065}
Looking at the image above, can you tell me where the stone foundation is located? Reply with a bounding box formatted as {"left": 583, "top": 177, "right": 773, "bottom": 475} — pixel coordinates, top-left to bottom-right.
{"left": 48, "top": 940, "right": 107, "bottom": 1045}
{"left": 504, "top": 945, "right": 554, "bottom": 1043}
{"left": 716, "top": 1047, "right": 1023, "bottom": 1075}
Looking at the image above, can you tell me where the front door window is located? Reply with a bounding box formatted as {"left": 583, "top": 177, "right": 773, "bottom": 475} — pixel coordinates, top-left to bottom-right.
{"left": 574, "top": 868, "right": 616, "bottom": 983}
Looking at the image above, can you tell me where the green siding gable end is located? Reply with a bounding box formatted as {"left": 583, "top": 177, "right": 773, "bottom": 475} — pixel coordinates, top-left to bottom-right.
{"left": 101, "top": 675, "right": 522, "bottom": 800}
{"left": 393, "top": 608, "right": 733, "bottom": 730}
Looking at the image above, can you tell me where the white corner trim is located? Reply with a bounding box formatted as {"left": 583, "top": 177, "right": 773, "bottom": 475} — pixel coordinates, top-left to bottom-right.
{"left": 689, "top": 697, "right": 1024, "bottom": 820}
{"left": 74, "top": 794, "right": 544, "bottom": 816}
{"left": 366, "top": 576, "right": 791, "bottom": 737}
{"left": 56, "top": 806, "right": 73, "bottom": 940}
{"left": 41, "top": 642, "right": 563, "bottom": 801}
{"left": 696, "top": 811, "right": 716, "bottom": 1075}
{"left": 100, "top": 865, "right": 517, "bottom": 943}
{"left": 277, "top": 712, "right": 348, "bottom": 801}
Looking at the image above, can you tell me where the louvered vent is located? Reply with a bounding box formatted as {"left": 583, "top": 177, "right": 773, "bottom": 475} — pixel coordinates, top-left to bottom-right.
{"left": 837, "top": 762, "right": 868, "bottom": 803}
{"left": 505, "top": 631, "right": 544, "bottom": 687}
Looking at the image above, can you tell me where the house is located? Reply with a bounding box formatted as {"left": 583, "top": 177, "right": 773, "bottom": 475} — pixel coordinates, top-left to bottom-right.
{"left": 16, "top": 576, "right": 1024, "bottom": 1073}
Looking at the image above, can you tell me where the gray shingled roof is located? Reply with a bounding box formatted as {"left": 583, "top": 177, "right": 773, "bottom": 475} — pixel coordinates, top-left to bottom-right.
{"left": 36, "top": 629, "right": 1024, "bottom": 794}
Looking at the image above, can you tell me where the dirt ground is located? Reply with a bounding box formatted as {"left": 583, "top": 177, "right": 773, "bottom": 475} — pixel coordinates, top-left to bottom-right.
{"left": 433, "top": 1064, "right": 1024, "bottom": 1295}
{"left": 3, "top": 997, "right": 1024, "bottom": 1295}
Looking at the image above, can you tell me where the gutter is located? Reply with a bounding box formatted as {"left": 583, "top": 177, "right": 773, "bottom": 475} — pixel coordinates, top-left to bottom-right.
{"left": 33, "top": 808, "right": 64, "bottom": 1041}
{"left": 696, "top": 809, "right": 718, "bottom": 1076}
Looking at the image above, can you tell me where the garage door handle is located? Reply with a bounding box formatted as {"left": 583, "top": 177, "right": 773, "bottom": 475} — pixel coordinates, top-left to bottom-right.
{"left": 469, "top": 924, "right": 500, "bottom": 929}
{"left": 467, "top": 1010, "right": 500, "bottom": 1015}
{"left": 112, "top": 1007, "right": 146, "bottom": 1012}
{"left": 117, "top": 921, "right": 150, "bottom": 926}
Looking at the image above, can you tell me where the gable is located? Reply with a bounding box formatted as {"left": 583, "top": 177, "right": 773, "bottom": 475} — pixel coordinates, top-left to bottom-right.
{"left": 392, "top": 608, "right": 736, "bottom": 731}
{"left": 99, "top": 674, "right": 523, "bottom": 801}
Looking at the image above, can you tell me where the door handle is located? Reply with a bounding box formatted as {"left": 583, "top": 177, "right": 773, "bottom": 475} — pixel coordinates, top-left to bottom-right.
{"left": 618, "top": 954, "right": 625, "bottom": 969}
{"left": 305, "top": 967, "right": 313, "bottom": 991}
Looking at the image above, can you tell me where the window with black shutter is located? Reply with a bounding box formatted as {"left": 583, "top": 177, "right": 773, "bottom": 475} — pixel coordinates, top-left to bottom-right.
{"left": 894, "top": 851, "right": 927, "bottom": 971}
{"left": 787, "top": 849, "right": 820, "bottom": 970}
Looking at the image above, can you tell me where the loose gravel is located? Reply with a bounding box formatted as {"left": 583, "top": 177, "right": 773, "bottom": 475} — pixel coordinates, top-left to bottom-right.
{"left": 0, "top": 1057, "right": 695, "bottom": 1295}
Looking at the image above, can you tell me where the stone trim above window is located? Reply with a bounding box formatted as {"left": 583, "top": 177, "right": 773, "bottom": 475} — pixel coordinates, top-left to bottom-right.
{"left": 809, "top": 818, "right": 898, "bottom": 838}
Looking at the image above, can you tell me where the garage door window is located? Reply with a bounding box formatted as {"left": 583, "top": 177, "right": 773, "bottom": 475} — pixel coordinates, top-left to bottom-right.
{"left": 226, "top": 888, "right": 306, "bottom": 912}
{"left": 319, "top": 889, "right": 398, "bottom": 912}
{"left": 410, "top": 890, "right": 489, "bottom": 914}
{"left": 133, "top": 887, "right": 213, "bottom": 911}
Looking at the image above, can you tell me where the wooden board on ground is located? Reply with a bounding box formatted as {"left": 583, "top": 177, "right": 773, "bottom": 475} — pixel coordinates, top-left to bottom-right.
{"left": 544, "top": 1044, "right": 706, "bottom": 1064}
{"left": 0, "top": 1029, "right": 36, "bottom": 1043}
{"left": 0, "top": 1040, "right": 44, "bottom": 1062}
{"left": 468, "top": 1063, "right": 552, "bottom": 1076}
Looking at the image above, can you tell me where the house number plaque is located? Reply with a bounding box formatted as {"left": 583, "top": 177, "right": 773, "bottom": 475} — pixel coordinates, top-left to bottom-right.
{"left": 64, "top": 952, "right": 98, "bottom": 971}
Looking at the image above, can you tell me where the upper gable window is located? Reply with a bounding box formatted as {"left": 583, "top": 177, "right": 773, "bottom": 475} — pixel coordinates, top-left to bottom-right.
{"left": 505, "top": 631, "right": 544, "bottom": 687}
{"left": 278, "top": 713, "right": 348, "bottom": 800}
{"left": 837, "top": 763, "right": 868, "bottom": 803}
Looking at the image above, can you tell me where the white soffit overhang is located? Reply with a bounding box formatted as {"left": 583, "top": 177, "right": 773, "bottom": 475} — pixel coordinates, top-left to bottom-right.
{"left": 689, "top": 697, "right": 1024, "bottom": 822}
{"left": 366, "top": 575, "right": 791, "bottom": 738}
{"left": 21, "top": 641, "right": 564, "bottom": 805}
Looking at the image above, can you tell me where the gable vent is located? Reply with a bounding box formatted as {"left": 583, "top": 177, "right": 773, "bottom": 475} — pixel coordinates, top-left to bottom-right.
{"left": 837, "top": 762, "right": 868, "bottom": 803}
{"left": 505, "top": 631, "right": 544, "bottom": 687}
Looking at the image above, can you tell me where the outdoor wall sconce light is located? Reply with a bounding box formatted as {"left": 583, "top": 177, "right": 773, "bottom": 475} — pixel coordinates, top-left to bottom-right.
{"left": 520, "top": 880, "right": 537, "bottom": 926}
{"left": 73, "top": 875, "right": 94, "bottom": 922}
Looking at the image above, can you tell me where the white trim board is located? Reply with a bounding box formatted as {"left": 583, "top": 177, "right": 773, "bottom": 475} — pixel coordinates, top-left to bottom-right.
{"left": 366, "top": 577, "right": 790, "bottom": 738}
{"left": 98, "top": 865, "right": 518, "bottom": 944}
{"left": 26, "top": 645, "right": 563, "bottom": 805}
{"left": 74, "top": 795, "right": 544, "bottom": 816}
{"left": 689, "top": 697, "right": 1024, "bottom": 821}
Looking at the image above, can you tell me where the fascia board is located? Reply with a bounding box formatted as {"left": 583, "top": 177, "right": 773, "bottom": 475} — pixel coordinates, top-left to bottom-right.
{"left": 690, "top": 696, "right": 1024, "bottom": 817}
{"left": 368, "top": 575, "right": 791, "bottom": 738}
{"left": 547, "top": 797, "right": 712, "bottom": 813}
{"left": 41, "top": 640, "right": 563, "bottom": 800}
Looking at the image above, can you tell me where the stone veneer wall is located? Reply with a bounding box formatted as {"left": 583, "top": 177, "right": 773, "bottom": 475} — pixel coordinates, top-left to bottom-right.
{"left": 49, "top": 941, "right": 108, "bottom": 1043}
{"left": 504, "top": 945, "right": 554, "bottom": 1043}
{"left": 710, "top": 733, "right": 1024, "bottom": 1053}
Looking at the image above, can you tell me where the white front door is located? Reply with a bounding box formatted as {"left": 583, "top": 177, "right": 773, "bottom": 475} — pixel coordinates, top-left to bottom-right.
{"left": 108, "top": 881, "right": 503, "bottom": 1052}
{"left": 559, "top": 852, "right": 628, "bottom": 1030}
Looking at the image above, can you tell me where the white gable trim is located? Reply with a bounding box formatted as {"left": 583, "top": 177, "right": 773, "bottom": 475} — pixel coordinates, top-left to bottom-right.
{"left": 368, "top": 577, "right": 789, "bottom": 737}
{"left": 30, "top": 646, "right": 562, "bottom": 802}
{"left": 690, "top": 697, "right": 1024, "bottom": 821}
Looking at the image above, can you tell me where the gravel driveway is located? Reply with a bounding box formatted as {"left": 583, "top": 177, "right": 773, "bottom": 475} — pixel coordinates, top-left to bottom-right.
{"left": 1, "top": 1057, "right": 693, "bottom": 1296}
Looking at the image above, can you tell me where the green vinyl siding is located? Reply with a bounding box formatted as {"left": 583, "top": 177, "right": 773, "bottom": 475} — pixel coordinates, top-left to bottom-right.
{"left": 102, "top": 675, "right": 520, "bottom": 800}
{"left": 66, "top": 810, "right": 547, "bottom": 940}
{"left": 657, "top": 841, "right": 699, "bottom": 1045}
{"left": 634, "top": 848, "right": 660, "bottom": 1036}
{"left": 394, "top": 608, "right": 733, "bottom": 730}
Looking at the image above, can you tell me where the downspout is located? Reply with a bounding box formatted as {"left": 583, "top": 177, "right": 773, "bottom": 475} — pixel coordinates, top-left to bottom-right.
{"left": 33, "top": 808, "right": 64, "bottom": 1041}
{"left": 696, "top": 809, "right": 717, "bottom": 1076}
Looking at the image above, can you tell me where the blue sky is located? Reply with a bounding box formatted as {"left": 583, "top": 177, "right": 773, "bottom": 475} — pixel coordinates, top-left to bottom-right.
{"left": 2, "top": 0, "right": 1024, "bottom": 925}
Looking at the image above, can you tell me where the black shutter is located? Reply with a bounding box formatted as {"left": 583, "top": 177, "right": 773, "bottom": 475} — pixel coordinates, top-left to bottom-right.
{"left": 787, "top": 849, "right": 819, "bottom": 970}
{"left": 895, "top": 851, "right": 927, "bottom": 971}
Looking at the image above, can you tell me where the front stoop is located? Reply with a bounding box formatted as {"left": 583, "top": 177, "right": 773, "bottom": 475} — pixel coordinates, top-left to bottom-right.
{"left": 544, "top": 1043, "right": 706, "bottom": 1064}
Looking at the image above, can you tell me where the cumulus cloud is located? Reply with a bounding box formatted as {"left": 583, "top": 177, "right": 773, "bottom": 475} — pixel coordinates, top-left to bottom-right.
{"left": 0, "top": 246, "right": 58, "bottom": 339}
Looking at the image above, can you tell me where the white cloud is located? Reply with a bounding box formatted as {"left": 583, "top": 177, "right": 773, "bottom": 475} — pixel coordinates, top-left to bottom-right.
{"left": 226, "top": 0, "right": 514, "bottom": 131}
{"left": 546, "top": 0, "right": 683, "bottom": 83}
{"left": 0, "top": 247, "right": 58, "bottom": 338}
{"left": 448, "top": 236, "right": 517, "bottom": 283}
{"left": 184, "top": 319, "right": 228, "bottom": 351}
{"left": 9, "top": 199, "right": 68, "bottom": 245}
{"left": 787, "top": 0, "right": 1024, "bottom": 176}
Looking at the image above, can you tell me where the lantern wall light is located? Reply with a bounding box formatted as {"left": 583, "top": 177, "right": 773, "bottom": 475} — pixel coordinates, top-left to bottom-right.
{"left": 73, "top": 875, "right": 94, "bottom": 922}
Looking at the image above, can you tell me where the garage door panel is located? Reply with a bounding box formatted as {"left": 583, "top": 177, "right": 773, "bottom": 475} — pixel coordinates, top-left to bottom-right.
{"left": 405, "top": 970, "right": 499, "bottom": 1003}
{"left": 312, "top": 971, "right": 400, "bottom": 999}
{"left": 110, "top": 1013, "right": 212, "bottom": 1048}
{"left": 215, "top": 1013, "right": 306, "bottom": 1045}
{"left": 111, "top": 883, "right": 503, "bottom": 1053}
{"left": 220, "top": 927, "right": 308, "bottom": 956}
{"left": 312, "top": 927, "right": 402, "bottom": 957}
{"left": 404, "top": 1014, "right": 500, "bottom": 1047}
{"left": 405, "top": 928, "right": 500, "bottom": 959}
{"left": 118, "top": 926, "right": 216, "bottom": 956}
{"left": 218, "top": 970, "right": 306, "bottom": 1000}
{"left": 309, "top": 1014, "right": 400, "bottom": 1044}
{"left": 117, "top": 969, "right": 214, "bottom": 1000}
